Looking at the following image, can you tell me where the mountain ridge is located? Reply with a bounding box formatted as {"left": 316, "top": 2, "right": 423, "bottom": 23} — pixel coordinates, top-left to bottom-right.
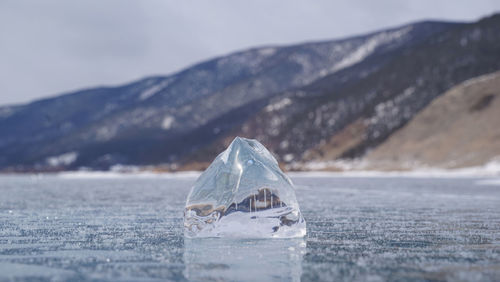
{"left": 179, "top": 14, "right": 499, "bottom": 166}
{"left": 2, "top": 15, "right": 499, "bottom": 172}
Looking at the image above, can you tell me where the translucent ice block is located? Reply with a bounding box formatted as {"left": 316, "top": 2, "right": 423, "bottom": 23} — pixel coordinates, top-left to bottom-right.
{"left": 184, "top": 137, "right": 306, "bottom": 238}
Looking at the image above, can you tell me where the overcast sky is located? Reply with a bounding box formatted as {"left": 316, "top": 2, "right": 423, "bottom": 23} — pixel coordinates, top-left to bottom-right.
{"left": 1, "top": 1, "right": 499, "bottom": 106}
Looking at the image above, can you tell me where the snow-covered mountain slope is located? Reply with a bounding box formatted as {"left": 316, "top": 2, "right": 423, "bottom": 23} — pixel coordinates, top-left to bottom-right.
{"left": 185, "top": 14, "right": 500, "bottom": 168}
{"left": 0, "top": 20, "right": 457, "bottom": 170}
{"left": 5, "top": 13, "right": 500, "bottom": 171}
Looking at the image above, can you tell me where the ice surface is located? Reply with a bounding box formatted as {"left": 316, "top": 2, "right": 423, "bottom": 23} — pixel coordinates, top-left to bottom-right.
{"left": 1, "top": 175, "right": 500, "bottom": 281}
{"left": 184, "top": 137, "right": 306, "bottom": 238}
{"left": 184, "top": 238, "right": 305, "bottom": 281}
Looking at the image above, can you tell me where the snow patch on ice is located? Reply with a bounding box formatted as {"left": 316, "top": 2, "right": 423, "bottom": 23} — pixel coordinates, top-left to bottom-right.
{"left": 46, "top": 152, "right": 78, "bottom": 167}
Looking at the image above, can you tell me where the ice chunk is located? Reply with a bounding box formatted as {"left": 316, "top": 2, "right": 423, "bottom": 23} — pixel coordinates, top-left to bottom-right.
{"left": 184, "top": 137, "right": 306, "bottom": 238}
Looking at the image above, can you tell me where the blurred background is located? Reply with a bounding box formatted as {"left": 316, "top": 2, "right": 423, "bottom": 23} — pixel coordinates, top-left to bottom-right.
{"left": 1, "top": 0, "right": 499, "bottom": 172}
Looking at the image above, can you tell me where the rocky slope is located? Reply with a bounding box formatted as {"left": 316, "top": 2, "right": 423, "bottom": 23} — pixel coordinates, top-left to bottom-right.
{"left": 364, "top": 71, "right": 500, "bottom": 169}
{"left": 187, "top": 13, "right": 500, "bottom": 169}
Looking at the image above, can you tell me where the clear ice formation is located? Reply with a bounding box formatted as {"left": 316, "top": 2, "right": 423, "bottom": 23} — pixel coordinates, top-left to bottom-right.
{"left": 184, "top": 137, "right": 306, "bottom": 238}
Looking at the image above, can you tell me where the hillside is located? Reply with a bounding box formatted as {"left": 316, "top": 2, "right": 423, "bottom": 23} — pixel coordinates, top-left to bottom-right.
{"left": 187, "top": 13, "right": 500, "bottom": 169}
{"left": 1, "top": 14, "right": 500, "bottom": 172}
{"left": 0, "top": 20, "right": 456, "bottom": 171}
{"left": 364, "top": 71, "right": 500, "bottom": 169}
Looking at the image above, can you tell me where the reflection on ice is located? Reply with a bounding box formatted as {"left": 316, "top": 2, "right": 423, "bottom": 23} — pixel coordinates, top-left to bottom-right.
{"left": 184, "top": 137, "right": 306, "bottom": 238}
{"left": 183, "top": 238, "right": 306, "bottom": 281}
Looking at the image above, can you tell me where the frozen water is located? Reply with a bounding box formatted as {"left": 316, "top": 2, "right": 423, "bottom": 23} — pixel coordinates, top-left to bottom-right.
{"left": 0, "top": 174, "right": 500, "bottom": 281}
{"left": 184, "top": 137, "right": 306, "bottom": 238}
{"left": 184, "top": 238, "right": 306, "bottom": 281}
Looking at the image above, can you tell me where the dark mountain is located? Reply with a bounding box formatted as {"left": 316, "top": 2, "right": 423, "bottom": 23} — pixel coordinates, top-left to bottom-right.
{"left": 186, "top": 13, "right": 500, "bottom": 168}
{"left": 1, "top": 14, "right": 498, "bottom": 171}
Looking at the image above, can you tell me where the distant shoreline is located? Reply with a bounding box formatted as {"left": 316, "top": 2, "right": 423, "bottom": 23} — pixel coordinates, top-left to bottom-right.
{"left": 1, "top": 164, "right": 499, "bottom": 178}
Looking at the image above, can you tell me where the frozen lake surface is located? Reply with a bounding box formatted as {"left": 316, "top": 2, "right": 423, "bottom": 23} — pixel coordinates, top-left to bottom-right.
{"left": 0, "top": 174, "right": 499, "bottom": 281}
